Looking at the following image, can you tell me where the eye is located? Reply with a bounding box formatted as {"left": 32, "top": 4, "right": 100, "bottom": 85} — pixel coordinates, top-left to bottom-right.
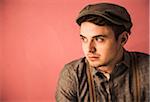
{"left": 80, "top": 37, "right": 88, "bottom": 43}
{"left": 95, "top": 37, "right": 104, "bottom": 42}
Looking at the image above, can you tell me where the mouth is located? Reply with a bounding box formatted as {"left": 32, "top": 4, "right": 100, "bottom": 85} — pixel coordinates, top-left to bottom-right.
{"left": 87, "top": 54, "right": 100, "bottom": 61}
{"left": 88, "top": 56, "right": 99, "bottom": 61}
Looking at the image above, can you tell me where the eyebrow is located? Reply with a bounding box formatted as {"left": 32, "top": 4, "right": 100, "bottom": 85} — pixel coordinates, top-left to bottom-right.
{"left": 80, "top": 34, "right": 107, "bottom": 38}
{"left": 92, "top": 35, "right": 107, "bottom": 39}
{"left": 80, "top": 34, "right": 85, "bottom": 38}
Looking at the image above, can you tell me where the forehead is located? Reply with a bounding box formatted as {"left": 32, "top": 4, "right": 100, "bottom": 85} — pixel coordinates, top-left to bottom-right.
{"left": 80, "top": 22, "right": 114, "bottom": 37}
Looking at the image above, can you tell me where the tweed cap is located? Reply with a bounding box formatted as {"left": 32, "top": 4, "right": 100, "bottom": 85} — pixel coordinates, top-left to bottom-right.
{"left": 76, "top": 3, "right": 132, "bottom": 32}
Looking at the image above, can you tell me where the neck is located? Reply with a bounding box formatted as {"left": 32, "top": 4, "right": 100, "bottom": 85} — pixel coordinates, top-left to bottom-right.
{"left": 97, "top": 48, "right": 124, "bottom": 74}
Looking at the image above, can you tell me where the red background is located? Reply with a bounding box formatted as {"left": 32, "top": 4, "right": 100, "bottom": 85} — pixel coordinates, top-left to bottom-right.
{"left": 1, "top": 0, "right": 149, "bottom": 102}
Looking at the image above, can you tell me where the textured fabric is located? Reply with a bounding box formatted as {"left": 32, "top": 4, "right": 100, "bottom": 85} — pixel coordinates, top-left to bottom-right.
{"left": 76, "top": 3, "right": 132, "bottom": 31}
{"left": 55, "top": 51, "right": 149, "bottom": 102}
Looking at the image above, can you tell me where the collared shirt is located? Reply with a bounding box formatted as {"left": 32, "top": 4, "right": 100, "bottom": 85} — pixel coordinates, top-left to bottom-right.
{"left": 56, "top": 51, "right": 149, "bottom": 102}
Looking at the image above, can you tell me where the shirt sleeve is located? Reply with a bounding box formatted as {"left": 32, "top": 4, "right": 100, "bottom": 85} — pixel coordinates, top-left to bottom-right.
{"left": 55, "top": 64, "right": 78, "bottom": 102}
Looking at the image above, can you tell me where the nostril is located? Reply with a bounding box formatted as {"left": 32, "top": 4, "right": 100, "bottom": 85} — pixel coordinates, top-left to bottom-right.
{"left": 89, "top": 47, "right": 96, "bottom": 53}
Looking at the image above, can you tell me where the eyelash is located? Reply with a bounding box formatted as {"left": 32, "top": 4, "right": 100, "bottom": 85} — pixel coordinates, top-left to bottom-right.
{"left": 95, "top": 37, "right": 104, "bottom": 42}
{"left": 81, "top": 37, "right": 88, "bottom": 42}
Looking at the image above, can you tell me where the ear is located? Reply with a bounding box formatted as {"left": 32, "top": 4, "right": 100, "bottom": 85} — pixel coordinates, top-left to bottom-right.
{"left": 118, "top": 31, "right": 129, "bottom": 46}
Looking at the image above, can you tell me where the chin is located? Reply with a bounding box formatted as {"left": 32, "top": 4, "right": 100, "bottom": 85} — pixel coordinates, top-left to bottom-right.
{"left": 89, "top": 61, "right": 102, "bottom": 68}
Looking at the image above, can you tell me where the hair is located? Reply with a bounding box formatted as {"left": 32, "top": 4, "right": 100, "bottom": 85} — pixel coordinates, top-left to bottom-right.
{"left": 78, "top": 15, "right": 127, "bottom": 40}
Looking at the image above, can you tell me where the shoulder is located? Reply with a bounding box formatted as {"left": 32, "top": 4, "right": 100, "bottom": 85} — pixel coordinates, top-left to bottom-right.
{"left": 133, "top": 52, "right": 149, "bottom": 63}
{"left": 129, "top": 51, "right": 149, "bottom": 64}
{"left": 128, "top": 51, "right": 149, "bottom": 60}
{"left": 134, "top": 51, "right": 149, "bottom": 58}
{"left": 60, "top": 57, "right": 86, "bottom": 76}
{"left": 63, "top": 57, "right": 86, "bottom": 71}
{"left": 129, "top": 51, "right": 149, "bottom": 75}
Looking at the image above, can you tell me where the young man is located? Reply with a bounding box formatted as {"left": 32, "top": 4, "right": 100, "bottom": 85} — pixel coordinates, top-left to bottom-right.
{"left": 56, "top": 3, "right": 149, "bottom": 102}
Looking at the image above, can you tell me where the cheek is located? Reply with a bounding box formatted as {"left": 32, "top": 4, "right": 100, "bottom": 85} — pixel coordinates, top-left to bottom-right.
{"left": 82, "top": 44, "right": 88, "bottom": 54}
{"left": 96, "top": 42, "right": 118, "bottom": 55}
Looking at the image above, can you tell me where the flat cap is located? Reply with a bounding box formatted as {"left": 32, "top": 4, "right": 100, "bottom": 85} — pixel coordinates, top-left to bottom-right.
{"left": 76, "top": 3, "right": 132, "bottom": 32}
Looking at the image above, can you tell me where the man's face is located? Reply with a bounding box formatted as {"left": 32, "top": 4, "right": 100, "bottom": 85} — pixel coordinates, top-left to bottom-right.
{"left": 80, "top": 22, "right": 122, "bottom": 68}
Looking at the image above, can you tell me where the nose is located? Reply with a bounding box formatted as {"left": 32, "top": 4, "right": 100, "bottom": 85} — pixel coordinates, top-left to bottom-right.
{"left": 89, "top": 39, "right": 96, "bottom": 53}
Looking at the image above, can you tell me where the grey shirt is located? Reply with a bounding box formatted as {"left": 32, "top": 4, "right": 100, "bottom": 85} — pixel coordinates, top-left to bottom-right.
{"left": 56, "top": 51, "right": 149, "bottom": 102}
